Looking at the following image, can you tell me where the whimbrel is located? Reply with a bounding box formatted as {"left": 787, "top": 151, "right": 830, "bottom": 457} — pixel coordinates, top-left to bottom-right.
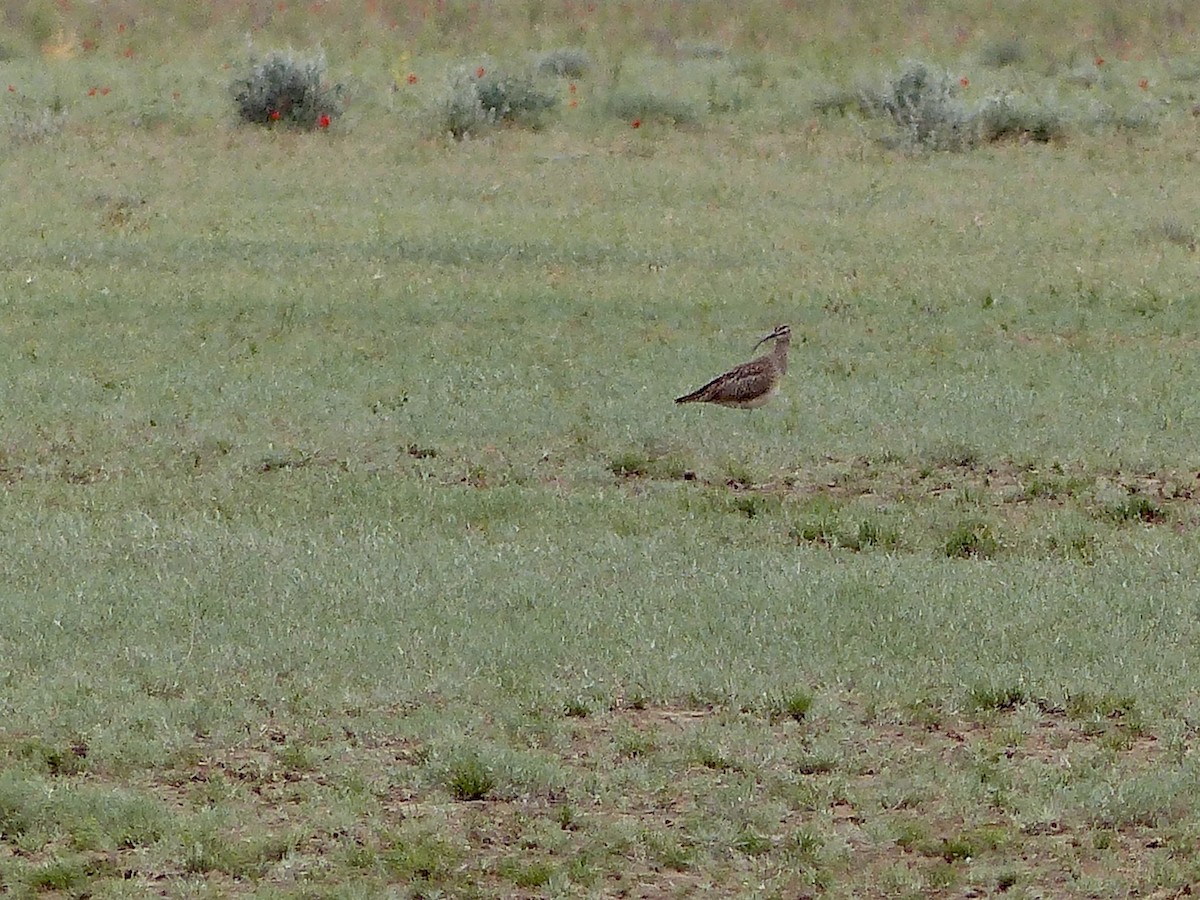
{"left": 675, "top": 324, "right": 791, "bottom": 409}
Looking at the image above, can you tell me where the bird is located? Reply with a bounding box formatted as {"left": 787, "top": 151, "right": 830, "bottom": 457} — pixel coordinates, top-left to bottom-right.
{"left": 675, "top": 324, "right": 791, "bottom": 408}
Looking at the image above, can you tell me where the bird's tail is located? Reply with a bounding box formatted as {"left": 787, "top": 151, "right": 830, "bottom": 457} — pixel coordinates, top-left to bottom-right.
{"left": 674, "top": 389, "right": 703, "bottom": 404}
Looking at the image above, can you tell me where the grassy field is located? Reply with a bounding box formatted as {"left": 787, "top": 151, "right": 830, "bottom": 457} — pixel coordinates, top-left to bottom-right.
{"left": 5, "top": 1, "right": 1200, "bottom": 896}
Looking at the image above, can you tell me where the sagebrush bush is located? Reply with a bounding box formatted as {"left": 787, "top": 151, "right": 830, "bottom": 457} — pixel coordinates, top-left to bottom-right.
{"left": 475, "top": 68, "right": 557, "bottom": 122}
{"left": 862, "top": 60, "right": 974, "bottom": 151}
{"left": 231, "top": 50, "right": 342, "bottom": 129}
{"left": 437, "top": 69, "right": 489, "bottom": 139}
{"left": 535, "top": 46, "right": 591, "bottom": 78}
{"left": 8, "top": 104, "right": 67, "bottom": 143}
{"left": 434, "top": 64, "right": 557, "bottom": 139}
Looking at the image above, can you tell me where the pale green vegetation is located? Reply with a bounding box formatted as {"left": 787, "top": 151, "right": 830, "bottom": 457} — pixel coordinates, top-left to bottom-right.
{"left": 3, "top": 0, "right": 1200, "bottom": 895}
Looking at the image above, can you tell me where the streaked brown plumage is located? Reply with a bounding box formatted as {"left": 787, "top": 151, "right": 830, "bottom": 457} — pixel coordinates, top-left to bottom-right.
{"left": 675, "top": 324, "right": 791, "bottom": 408}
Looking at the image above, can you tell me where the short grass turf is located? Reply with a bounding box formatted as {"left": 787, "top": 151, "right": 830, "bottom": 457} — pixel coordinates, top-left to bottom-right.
{"left": 6, "top": 5, "right": 1200, "bottom": 896}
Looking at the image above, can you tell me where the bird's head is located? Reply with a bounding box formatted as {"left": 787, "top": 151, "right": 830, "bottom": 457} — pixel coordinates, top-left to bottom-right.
{"left": 753, "top": 324, "right": 791, "bottom": 351}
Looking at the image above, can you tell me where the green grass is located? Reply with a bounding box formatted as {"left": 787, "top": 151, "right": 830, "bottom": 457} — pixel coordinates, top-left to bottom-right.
{"left": 4, "top": 1, "right": 1200, "bottom": 895}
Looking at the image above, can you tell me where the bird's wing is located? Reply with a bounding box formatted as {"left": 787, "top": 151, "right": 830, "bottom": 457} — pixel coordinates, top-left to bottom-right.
{"left": 711, "top": 360, "right": 776, "bottom": 402}
{"left": 678, "top": 357, "right": 774, "bottom": 403}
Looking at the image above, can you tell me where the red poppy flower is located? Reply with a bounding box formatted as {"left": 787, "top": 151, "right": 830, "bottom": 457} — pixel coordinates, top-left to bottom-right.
{"left": 631, "top": 118, "right": 641, "bottom": 129}
{"left": 569, "top": 99, "right": 578, "bottom": 109}
{"left": 568, "top": 83, "right": 577, "bottom": 94}
{"left": 318, "top": 113, "right": 331, "bottom": 128}
{"left": 100, "top": 86, "right": 110, "bottom": 96}
{"left": 6, "top": 85, "right": 14, "bottom": 92}
{"left": 87, "top": 86, "right": 97, "bottom": 97}
{"left": 1139, "top": 78, "right": 1149, "bottom": 90}
{"left": 959, "top": 76, "right": 969, "bottom": 88}
{"left": 118, "top": 22, "right": 126, "bottom": 33}
{"left": 123, "top": 47, "right": 134, "bottom": 58}
{"left": 269, "top": 110, "right": 281, "bottom": 121}
{"left": 1094, "top": 55, "right": 1104, "bottom": 66}
{"left": 406, "top": 73, "right": 418, "bottom": 85}
{"left": 475, "top": 66, "right": 486, "bottom": 79}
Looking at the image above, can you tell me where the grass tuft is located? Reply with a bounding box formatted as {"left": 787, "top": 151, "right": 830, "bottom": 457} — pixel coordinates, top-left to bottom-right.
{"left": 943, "top": 520, "right": 999, "bottom": 559}
{"left": 1102, "top": 493, "right": 1164, "bottom": 524}
{"left": 967, "top": 683, "right": 1027, "bottom": 712}
{"left": 0, "top": 773, "right": 42, "bottom": 840}
{"left": 381, "top": 825, "right": 463, "bottom": 884}
{"left": 24, "top": 856, "right": 91, "bottom": 892}
{"left": 445, "top": 752, "right": 497, "bottom": 801}
{"left": 17, "top": 737, "right": 88, "bottom": 776}
{"left": 498, "top": 856, "right": 555, "bottom": 887}
{"left": 767, "top": 688, "right": 815, "bottom": 723}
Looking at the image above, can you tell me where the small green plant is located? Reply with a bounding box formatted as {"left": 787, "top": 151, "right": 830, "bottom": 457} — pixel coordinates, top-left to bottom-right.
{"left": 381, "top": 826, "right": 462, "bottom": 883}
{"left": 1045, "top": 527, "right": 1098, "bottom": 563}
{"left": 936, "top": 835, "right": 975, "bottom": 862}
{"left": 103, "top": 793, "right": 170, "bottom": 849}
{"left": 276, "top": 741, "right": 317, "bottom": 772}
{"left": 231, "top": 50, "right": 342, "bottom": 129}
{"left": 17, "top": 736, "right": 87, "bottom": 776}
{"left": 767, "top": 688, "right": 814, "bottom": 722}
{"left": 563, "top": 697, "right": 591, "bottom": 718}
{"left": 732, "top": 494, "right": 771, "bottom": 519}
{"left": 643, "top": 829, "right": 694, "bottom": 870}
{"left": 614, "top": 726, "right": 658, "bottom": 759}
{"left": 1102, "top": 493, "right": 1164, "bottom": 524}
{"left": 925, "top": 442, "right": 979, "bottom": 469}
{"left": 690, "top": 742, "right": 733, "bottom": 771}
{"left": 445, "top": 752, "right": 496, "bottom": 801}
{"left": 0, "top": 773, "right": 41, "bottom": 840}
{"left": 841, "top": 518, "right": 899, "bottom": 552}
{"left": 498, "top": 856, "right": 555, "bottom": 887}
{"left": 733, "top": 827, "right": 773, "bottom": 856}
{"left": 554, "top": 802, "right": 579, "bottom": 829}
{"left": 24, "top": 856, "right": 90, "bottom": 892}
{"left": 1067, "top": 693, "right": 1143, "bottom": 747}
{"left": 967, "top": 683, "right": 1026, "bottom": 712}
{"left": 944, "top": 520, "right": 999, "bottom": 559}
{"left": 609, "top": 451, "right": 649, "bottom": 477}
{"left": 893, "top": 819, "right": 932, "bottom": 852}
{"left": 181, "top": 828, "right": 238, "bottom": 875}
{"left": 535, "top": 46, "right": 591, "bottom": 78}
{"left": 996, "top": 870, "right": 1020, "bottom": 891}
